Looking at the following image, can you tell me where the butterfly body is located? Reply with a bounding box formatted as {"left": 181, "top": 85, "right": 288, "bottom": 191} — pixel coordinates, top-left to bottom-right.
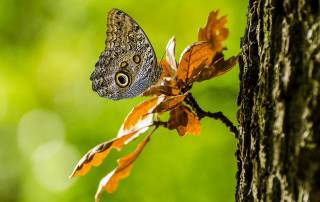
{"left": 91, "top": 9, "right": 161, "bottom": 100}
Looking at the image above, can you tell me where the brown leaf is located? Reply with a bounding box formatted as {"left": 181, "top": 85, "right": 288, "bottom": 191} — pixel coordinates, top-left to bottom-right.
{"left": 165, "top": 36, "right": 177, "bottom": 73}
{"left": 152, "top": 94, "right": 187, "bottom": 113}
{"left": 122, "top": 96, "right": 164, "bottom": 131}
{"left": 69, "top": 130, "right": 144, "bottom": 178}
{"left": 167, "top": 105, "right": 201, "bottom": 136}
{"left": 159, "top": 59, "right": 173, "bottom": 79}
{"left": 175, "top": 10, "right": 231, "bottom": 87}
{"left": 143, "top": 85, "right": 180, "bottom": 96}
{"left": 177, "top": 42, "right": 215, "bottom": 85}
{"left": 70, "top": 96, "right": 161, "bottom": 187}
{"left": 158, "top": 37, "right": 177, "bottom": 79}
{"left": 198, "top": 10, "right": 228, "bottom": 53}
{"left": 194, "top": 55, "right": 238, "bottom": 82}
{"left": 95, "top": 134, "right": 151, "bottom": 202}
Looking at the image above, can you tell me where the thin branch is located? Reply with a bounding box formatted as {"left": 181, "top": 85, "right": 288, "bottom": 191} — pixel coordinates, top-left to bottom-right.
{"left": 201, "top": 111, "right": 239, "bottom": 138}
{"left": 185, "top": 93, "right": 239, "bottom": 138}
{"left": 153, "top": 120, "right": 168, "bottom": 128}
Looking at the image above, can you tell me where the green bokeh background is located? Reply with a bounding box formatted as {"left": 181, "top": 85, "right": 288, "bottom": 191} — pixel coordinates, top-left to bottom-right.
{"left": 0, "top": 0, "right": 247, "bottom": 201}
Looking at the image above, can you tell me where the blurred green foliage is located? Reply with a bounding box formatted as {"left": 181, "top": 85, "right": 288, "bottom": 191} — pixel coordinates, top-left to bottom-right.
{"left": 0, "top": 0, "right": 247, "bottom": 201}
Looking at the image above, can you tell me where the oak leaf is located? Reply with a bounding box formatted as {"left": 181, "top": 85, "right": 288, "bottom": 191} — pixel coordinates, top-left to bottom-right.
{"left": 198, "top": 10, "right": 228, "bottom": 53}
{"left": 159, "top": 36, "right": 177, "bottom": 79}
{"left": 159, "top": 59, "right": 173, "bottom": 79}
{"left": 70, "top": 130, "right": 145, "bottom": 178}
{"left": 144, "top": 37, "right": 179, "bottom": 97}
{"left": 193, "top": 55, "right": 238, "bottom": 82}
{"left": 177, "top": 42, "right": 215, "bottom": 85}
{"left": 152, "top": 94, "right": 187, "bottom": 113}
{"left": 95, "top": 134, "right": 151, "bottom": 202}
{"left": 143, "top": 85, "right": 179, "bottom": 96}
{"left": 164, "top": 36, "right": 177, "bottom": 74}
{"left": 167, "top": 105, "right": 201, "bottom": 136}
{"left": 174, "top": 10, "right": 236, "bottom": 87}
{"left": 121, "top": 96, "right": 164, "bottom": 132}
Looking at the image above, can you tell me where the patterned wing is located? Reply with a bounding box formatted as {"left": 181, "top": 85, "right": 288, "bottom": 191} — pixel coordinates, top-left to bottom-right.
{"left": 90, "top": 9, "right": 161, "bottom": 100}
{"left": 106, "top": 9, "right": 154, "bottom": 56}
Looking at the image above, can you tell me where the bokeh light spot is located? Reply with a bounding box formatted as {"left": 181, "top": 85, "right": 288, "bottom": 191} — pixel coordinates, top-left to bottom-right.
{"left": 17, "top": 109, "right": 65, "bottom": 154}
{"left": 31, "top": 140, "right": 79, "bottom": 192}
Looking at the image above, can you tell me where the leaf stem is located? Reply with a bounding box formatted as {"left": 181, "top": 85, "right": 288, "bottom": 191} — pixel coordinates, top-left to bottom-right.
{"left": 153, "top": 120, "right": 168, "bottom": 128}
{"left": 184, "top": 93, "right": 239, "bottom": 138}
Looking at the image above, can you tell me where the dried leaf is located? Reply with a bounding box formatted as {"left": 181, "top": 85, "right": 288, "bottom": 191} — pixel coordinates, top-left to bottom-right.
{"left": 177, "top": 42, "right": 215, "bottom": 85}
{"left": 165, "top": 36, "right": 177, "bottom": 73}
{"left": 143, "top": 85, "right": 180, "bottom": 96}
{"left": 152, "top": 94, "right": 187, "bottom": 113}
{"left": 122, "top": 96, "right": 164, "bottom": 131}
{"left": 198, "top": 10, "right": 228, "bottom": 53}
{"left": 70, "top": 130, "right": 143, "bottom": 178}
{"left": 95, "top": 134, "right": 151, "bottom": 202}
{"left": 174, "top": 10, "right": 232, "bottom": 87}
{"left": 159, "top": 59, "right": 172, "bottom": 79}
{"left": 194, "top": 55, "right": 238, "bottom": 82}
{"left": 158, "top": 37, "right": 177, "bottom": 79}
{"left": 167, "top": 105, "right": 201, "bottom": 136}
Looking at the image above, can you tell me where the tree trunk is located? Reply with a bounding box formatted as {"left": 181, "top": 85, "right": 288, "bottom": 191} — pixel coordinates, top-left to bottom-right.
{"left": 236, "top": 0, "right": 320, "bottom": 201}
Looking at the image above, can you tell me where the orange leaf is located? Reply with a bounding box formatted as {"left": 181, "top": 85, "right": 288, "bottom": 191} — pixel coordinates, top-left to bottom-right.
{"left": 159, "top": 59, "right": 173, "bottom": 79}
{"left": 165, "top": 36, "right": 177, "bottom": 74}
{"left": 70, "top": 130, "right": 141, "bottom": 178}
{"left": 159, "top": 37, "right": 177, "bottom": 80}
{"left": 194, "top": 55, "right": 238, "bottom": 82}
{"left": 143, "top": 85, "right": 180, "bottom": 96}
{"left": 167, "top": 106, "right": 201, "bottom": 136}
{"left": 198, "top": 10, "right": 228, "bottom": 53}
{"left": 95, "top": 134, "right": 151, "bottom": 202}
{"left": 121, "top": 96, "right": 164, "bottom": 131}
{"left": 177, "top": 42, "right": 215, "bottom": 85}
{"left": 152, "top": 94, "right": 187, "bottom": 113}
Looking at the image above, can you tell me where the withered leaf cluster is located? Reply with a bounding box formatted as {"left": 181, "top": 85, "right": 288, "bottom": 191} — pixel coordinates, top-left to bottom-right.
{"left": 70, "top": 10, "right": 238, "bottom": 202}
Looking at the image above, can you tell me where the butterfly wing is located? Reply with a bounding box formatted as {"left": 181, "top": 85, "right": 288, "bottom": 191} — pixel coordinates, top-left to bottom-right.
{"left": 91, "top": 9, "right": 161, "bottom": 100}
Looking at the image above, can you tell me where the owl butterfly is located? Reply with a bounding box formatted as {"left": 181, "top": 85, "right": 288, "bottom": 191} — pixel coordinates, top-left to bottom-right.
{"left": 90, "top": 8, "right": 162, "bottom": 100}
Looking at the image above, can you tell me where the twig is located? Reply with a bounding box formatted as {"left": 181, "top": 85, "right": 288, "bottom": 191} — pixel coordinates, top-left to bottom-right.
{"left": 153, "top": 120, "right": 168, "bottom": 128}
{"left": 184, "top": 93, "right": 239, "bottom": 138}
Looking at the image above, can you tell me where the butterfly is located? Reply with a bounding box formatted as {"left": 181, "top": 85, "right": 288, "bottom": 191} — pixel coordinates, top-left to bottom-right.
{"left": 90, "top": 8, "right": 162, "bottom": 100}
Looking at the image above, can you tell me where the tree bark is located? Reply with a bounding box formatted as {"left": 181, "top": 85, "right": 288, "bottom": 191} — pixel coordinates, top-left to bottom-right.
{"left": 236, "top": 0, "right": 320, "bottom": 201}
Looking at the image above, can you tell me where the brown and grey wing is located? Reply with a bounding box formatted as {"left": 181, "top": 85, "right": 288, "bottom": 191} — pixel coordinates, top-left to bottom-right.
{"left": 106, "top": 9, "right": 157, "bottom": 63}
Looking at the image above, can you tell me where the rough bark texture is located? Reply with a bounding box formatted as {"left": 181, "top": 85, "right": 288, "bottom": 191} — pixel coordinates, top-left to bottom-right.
{"left": 237, "top": 0, "right": 320, "bottom": 201}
